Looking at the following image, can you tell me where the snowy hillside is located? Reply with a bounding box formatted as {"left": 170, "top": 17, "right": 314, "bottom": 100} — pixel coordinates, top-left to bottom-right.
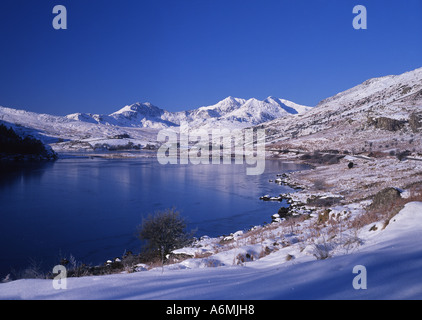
{"left": 0, "top": 106, "right": 160, "bottom": 153}
{"left": 67, "top": 102, "right": 179, "bottom": 129}
{"left": 265, "top": 67, "right": 422, "bottom": 153}
{"left": 265, "top": 96, "right": 312, "bottom": 115}
{"left": 1, "top": 201, "right": 421, "bottom": 300}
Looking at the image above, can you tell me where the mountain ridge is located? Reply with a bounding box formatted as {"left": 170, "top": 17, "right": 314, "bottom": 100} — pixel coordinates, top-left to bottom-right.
{"left": 65, "top": 96, "right": 312, "bottom": 130}
{"left": 0, "top": 95, "right": 311, "bottom": 152}
{"left": 1, "top": 67, "right": 421, "bottom": 154}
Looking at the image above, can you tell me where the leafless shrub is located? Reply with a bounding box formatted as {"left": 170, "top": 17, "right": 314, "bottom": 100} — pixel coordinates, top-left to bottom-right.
{"left": 235, "top": 253, "right": 254, "bottom": 266}
{"left": 138, "top": 208, "right": 196, "bottom": 263}
{"left": 342, "top": 231, "right": 363, "bottom": 254}
{"left": 317, "top": 209, "right": 331, "bottom": 225}
{"left": 16, "top": 258, "right": 48, "bottom": 279}
{"left": 313, "top": 240, "right": 332, "bottom": 260}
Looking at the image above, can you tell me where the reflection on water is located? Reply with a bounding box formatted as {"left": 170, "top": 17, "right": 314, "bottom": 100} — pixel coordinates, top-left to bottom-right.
{"left": 0, "top": 158, "right": 308, "bottom": 278}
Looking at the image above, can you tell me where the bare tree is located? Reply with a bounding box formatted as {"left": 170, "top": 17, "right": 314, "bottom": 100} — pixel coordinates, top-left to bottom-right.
{"left": 138, "top": 208, "right": 195, "bottom": 267}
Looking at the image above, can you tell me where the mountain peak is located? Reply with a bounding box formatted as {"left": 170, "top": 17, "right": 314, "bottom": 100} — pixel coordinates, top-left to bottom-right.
{"left": 61, "top": 95, "right": 312, "bottom": 129}
{"left": 220, "top": 96, "right": 245, "bottom": 105}
{"left": 111, "top": 102, "right": 160, "bottom": 115}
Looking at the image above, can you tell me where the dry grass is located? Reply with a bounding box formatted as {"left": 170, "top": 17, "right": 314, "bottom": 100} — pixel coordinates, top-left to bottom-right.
{"left": 382, "top": 191, "right": 422, "bottom": 228}
{"left": 194, "top": 251, "right": 213, "bottom": 259}
{"left": 239, "top": 224, "right": 280, "bottom": 245}
{"left": 285, "top": 254, "right": 295, "bottom": 261}
{"left": 350, "top": 184, "right": 422, "bottom": 230}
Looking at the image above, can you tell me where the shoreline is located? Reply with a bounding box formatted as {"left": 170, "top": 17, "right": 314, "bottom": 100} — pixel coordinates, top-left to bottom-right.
{"left": 1, "top": 153, "right": 312, "bottom": 280}
{"left": 4, "top": 149, "right": 422, "bottom": 281}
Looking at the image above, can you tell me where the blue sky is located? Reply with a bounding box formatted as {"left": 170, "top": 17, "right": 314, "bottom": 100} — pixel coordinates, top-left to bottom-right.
{"left": 0, "top": 0, "right": 421, "bottom": 115}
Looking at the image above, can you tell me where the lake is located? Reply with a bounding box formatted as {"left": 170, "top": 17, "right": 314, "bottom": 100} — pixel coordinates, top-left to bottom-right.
{"left": 0, "top": 157, "right": 308, "bottom": 278}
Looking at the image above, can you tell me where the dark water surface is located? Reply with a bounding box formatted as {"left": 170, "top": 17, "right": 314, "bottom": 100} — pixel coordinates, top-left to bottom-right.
{"left": 0, "top": 158, "right": 308, "bottom": 277}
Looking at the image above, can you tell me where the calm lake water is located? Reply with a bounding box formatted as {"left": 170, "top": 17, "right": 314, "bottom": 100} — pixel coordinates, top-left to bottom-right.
{"left": 0, "top": 157, "right": 308, "bottom": 278}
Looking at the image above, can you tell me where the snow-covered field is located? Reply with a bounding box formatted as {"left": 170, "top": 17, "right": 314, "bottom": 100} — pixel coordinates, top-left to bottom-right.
{"left": 1, "top": 201, "right": 421, "bottom": 300}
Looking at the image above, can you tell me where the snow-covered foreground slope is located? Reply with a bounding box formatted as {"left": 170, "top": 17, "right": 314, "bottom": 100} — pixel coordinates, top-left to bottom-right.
{"left": 1, "top": 202, "right": 421, "bottom": 300}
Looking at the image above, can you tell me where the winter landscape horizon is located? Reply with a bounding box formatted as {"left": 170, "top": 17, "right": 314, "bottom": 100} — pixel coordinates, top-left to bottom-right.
{"left": 1, "top": 0, "right": 422, "bottom": 304}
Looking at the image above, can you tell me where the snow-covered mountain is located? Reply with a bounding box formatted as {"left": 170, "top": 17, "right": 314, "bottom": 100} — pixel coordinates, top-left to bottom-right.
{"left": 0, "top": 106, "right": 161, "bottom": 152}
{"left": 2, "top": 66, "right": 421, "bottom": 155}
{"left": 264, "top": 96, "right": 313, "bottom": 115}
{"left": 66, "top": 102, "right": 179, "bottom": 129}
{"left": 65, "top": 96, "right": 311, "bottom": 130}
{"left": 264, "top": 67, "right": 422, "bottom": 154}
{"left": 192, "top": 97, "right": 311, "bottom": 129}
{"left": 0, "top": 96, "right": 311, "bottom": 152}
